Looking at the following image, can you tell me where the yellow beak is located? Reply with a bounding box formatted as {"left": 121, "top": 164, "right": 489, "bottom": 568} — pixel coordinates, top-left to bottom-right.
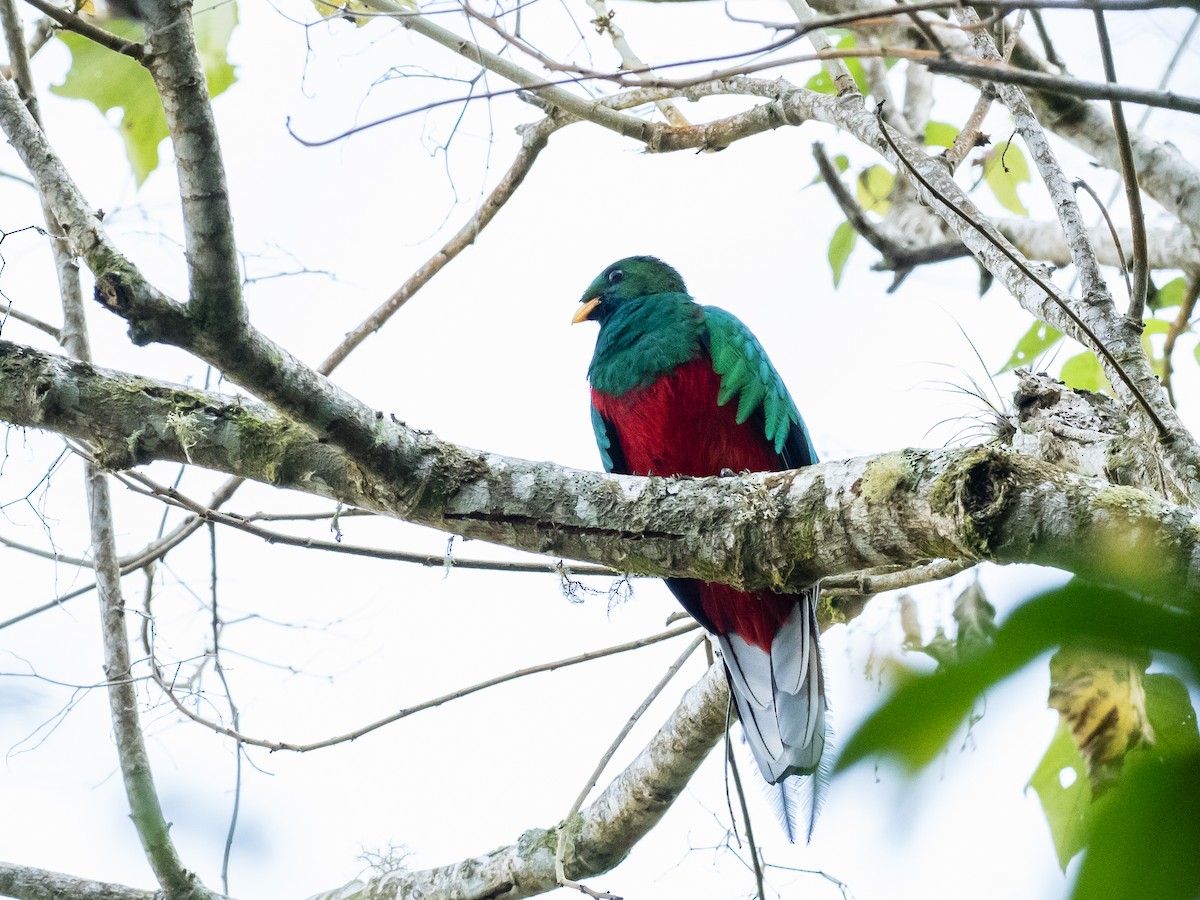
{"left": 572, "top": 297, "right": 601, "bottom": 324}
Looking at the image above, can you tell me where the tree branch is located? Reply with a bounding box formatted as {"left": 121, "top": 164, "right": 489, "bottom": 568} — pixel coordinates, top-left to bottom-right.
{"left": 140, "top": 0, "right": 242, "bottom": 334}
{"left": 308, "top": 663, "right": 730, "bottom": 900}
{"left": 0, "top": 861, "right": 167, "bottom": 900}
{"left": 3, "top": 339, "right": 1200, "bottom": 609}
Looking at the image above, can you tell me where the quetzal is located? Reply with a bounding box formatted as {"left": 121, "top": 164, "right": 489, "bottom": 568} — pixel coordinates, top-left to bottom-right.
{"left": 573, "top": 256, "right": 829, "bottom": 840}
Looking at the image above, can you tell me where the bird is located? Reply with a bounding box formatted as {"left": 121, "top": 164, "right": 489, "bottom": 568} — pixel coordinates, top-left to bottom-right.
{"left": 572, "top": 255, "right": 829, "bottom": 841}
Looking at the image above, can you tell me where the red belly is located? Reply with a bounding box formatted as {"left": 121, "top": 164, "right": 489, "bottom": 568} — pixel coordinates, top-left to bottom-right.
{"left": 593, "top": 355, "right": 794, "bottom": 650}
{"left": 591, "top": 356, "right": 780, "bottom": 477}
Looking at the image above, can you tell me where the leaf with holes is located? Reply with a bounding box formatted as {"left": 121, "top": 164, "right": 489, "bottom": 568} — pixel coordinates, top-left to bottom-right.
{"left": 999, "top": 321, "right": 1062, "bottom": 373}
{"left": 1028, "top": 720, "right": 1091, "bottom": 870}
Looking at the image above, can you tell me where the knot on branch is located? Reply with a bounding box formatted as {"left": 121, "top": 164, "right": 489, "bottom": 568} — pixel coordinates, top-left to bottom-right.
{"left": 95, "top": 273, "right": 153, "bottom": 347}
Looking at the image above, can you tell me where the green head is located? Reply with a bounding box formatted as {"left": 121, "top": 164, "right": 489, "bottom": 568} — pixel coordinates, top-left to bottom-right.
{"left": 572, "top": 256, "right": 688, "bottom": 326}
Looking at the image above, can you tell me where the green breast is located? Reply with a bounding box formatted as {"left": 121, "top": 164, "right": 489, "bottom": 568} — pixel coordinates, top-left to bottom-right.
{"left": 588, "top": 293, "right": 705, "bottom": 397}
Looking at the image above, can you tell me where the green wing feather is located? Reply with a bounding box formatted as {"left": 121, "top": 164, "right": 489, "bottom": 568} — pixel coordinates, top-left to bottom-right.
{"left": 591, "top": 405, "right": 617, "bottom": 473}
{"left": 702, "top": 306, "right": 817, "bottom": 463}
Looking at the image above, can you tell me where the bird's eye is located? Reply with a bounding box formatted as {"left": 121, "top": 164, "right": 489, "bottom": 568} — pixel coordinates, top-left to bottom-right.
{"left": 607, "top": 269, "right": 624, "bottom": 285}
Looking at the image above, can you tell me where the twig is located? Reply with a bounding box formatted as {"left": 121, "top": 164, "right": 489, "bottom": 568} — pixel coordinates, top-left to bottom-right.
{"left": 152, "top": 624, "right": 700, "bottom": 752}
{"left": 1089, "top": 3, "right": 1148, "bottom": 321}
{"left": 726, "top": 729, "right": 766, "bottom": 900}
{"left": 19, "top": 0, "right": 144, "bottom": 59}
{"left": 891, "top": 0, "right": 946, "bottom": 54}
{"left": 1028, "top": 9, "right": 1064, "bottom": 69}
{"left": 942, "top": 86, "right": 994, "bottom": 174}
{"left": 0, "top": 303, "right": 60, "bottom": 340}
{"left": 874, "top": 106, "right": 1166, "bottom": 439}
{"left": 0, "top": 475, "right": 242, "bottom": 632}
{"left": 584, "top": 0, "right": 689, "bottom": 125}
{"left": 919, "top": 53, "right": 1200, "bottom": 116}
{"left": 555, "top": 635, "right": 705, "bottom": 896}
{"left": 114, "top": 468, "right": 622, "bottom": 575}
{"left": 786, "top": 0, "right": 859, "bottom": 96}
{"left": 1161, "top": 274, "right": 1200, "bottom": 408}
{"left": 813, "top": 142, "right": 964, "bottom": 290}
{"left": 1072, "top": 177, "right": 1132, "bottom": 301}
{"left": 821, "top": 558, "right": 974, "bottom": 596}
{"left": 207, "top": 524, "right": 241, "bottom": 896}
{"left": 319, "top": 115, "right": 560, "bottom": 372}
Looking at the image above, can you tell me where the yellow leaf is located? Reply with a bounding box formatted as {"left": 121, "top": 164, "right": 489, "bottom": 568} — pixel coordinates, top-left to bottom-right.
{"left": 1049, "top": 647, "right": 1154, "bottom": 792}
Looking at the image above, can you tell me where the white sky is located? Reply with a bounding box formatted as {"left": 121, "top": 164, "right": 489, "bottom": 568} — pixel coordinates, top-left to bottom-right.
{"left": 1, "top": 2, "right": 1198, "bottom": 899}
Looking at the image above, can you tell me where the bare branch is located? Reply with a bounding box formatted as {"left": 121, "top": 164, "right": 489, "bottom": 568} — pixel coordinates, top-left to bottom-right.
{"left": 140, "top": 0, "right": 242, "bottom": 333}
{"left": 1089, "top": 5, "right": 1148, "bottom": 320}
{"left": 116, "top": 468, "right": 621, "bottom": 576}
{"left": 151, "top": 623, "right": 700, "bottom": 752}
{"left": 0, "top": 861, "right": 168, "bottom": 900}
{"left": 786, "top": 0, "right": 860, "bottom": 95}
{"left": 554, "top": 635, "right": 704, "bottom": 897}
{"left": 821, "top": 558, "right": 974, "bottom": 595}
{"left": 319, "top": 114, "right": 562, "bottom": 372}
{"left": 310, "top": 663, "right": 730, "bottom": 900}
{"left": 583, "top": 0, "right": 690, "bottom": 125}
{"left": 19, "top": 0, "right": 144, "bottom": 59}
{"left": 1, "top": 303, "right": 60, "bottom": 340}
{"left": 0, "top": 7, "right": 209, "bottom": 893}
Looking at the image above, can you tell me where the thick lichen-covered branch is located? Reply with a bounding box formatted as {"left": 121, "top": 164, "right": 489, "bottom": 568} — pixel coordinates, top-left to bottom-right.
{"left": 0, "top": 861, "right": 166, "bottom": 900}
{"left": 4, "top": 339, "right": 1200, "bottom": 609}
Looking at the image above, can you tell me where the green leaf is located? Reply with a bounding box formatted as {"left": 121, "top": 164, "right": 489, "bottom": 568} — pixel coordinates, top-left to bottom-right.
{"left": 1060, "top": 351, "right": 1109, "bottom": 393}
{"left": 195, "top": 0, "right": 238, "bottom": 94}
{"left": 828, "top": 220, "right": 857, "bottom": 288}
{"left": 1144, "top": 673, "right": 1200, "bottom": 757}
{"left": 1073, "top": 750, "right": 1200, "bottom": 900}
{"left": 836, "top": 581, "right": 1200, "bottom": 774}
{"left": 51, "top": 0, "right": 239, "bottom": 185}
{"left": 983, "top": 141, "right": 1031, "bottom": 216}
{"left": 1028, "top": 720, "right": 1091, "bottom": 870}
{"left": 1141, "top": 317, "right": 1171, "bottom": 378}
{"left": 925, "top": 120, "right": 958, "bottom": 148}
{"left": 856, "top": 165, "right": 894, "bottom": 215}
{"left": 804, "top": 34, "right": 869, "bottom": 95}
{"left": 999, "top": 320, "right": 1062, "bottom": 372}
{"left": 1149, "top": 276, "right": 1187, "bottom": 312}
{"left": 1029, "top": 673, "right": 1198, "bottom": 877}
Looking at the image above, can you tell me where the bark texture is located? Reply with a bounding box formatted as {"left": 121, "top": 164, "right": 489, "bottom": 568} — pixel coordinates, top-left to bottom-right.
{"left": 3, "top": 339, "right": 1198, "bottom": 608}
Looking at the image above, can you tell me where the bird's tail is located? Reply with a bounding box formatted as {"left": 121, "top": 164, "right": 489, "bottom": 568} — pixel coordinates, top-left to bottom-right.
{"left": 764, "top": 723, "right": 834, "bottom": 842}
{"left": 720, "top": 588, "right": 831, "bottom": 841}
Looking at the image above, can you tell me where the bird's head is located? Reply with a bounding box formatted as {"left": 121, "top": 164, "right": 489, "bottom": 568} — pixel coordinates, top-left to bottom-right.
{"left": 572, "top": 256, "right": 687, "bottom": 326}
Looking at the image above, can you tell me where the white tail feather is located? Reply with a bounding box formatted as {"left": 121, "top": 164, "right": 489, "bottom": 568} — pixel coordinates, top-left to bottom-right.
{"left": 720, "top": 589, "right": 831, "bottom": 841}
